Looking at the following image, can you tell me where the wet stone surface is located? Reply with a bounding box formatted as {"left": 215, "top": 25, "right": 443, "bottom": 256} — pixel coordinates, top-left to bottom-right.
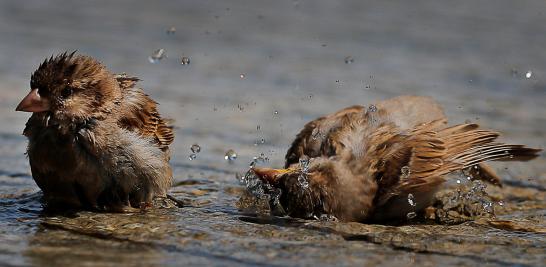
{"left": 1, "top": 0, "right": 546, "bottom": 266}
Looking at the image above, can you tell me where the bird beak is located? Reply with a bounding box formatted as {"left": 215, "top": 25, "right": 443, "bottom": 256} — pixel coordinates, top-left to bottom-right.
{"left": 16, "top": 88, "right": 50, "bottom": 112}
{"left": 253, "top": 167, "right": 293, "bottom": 184}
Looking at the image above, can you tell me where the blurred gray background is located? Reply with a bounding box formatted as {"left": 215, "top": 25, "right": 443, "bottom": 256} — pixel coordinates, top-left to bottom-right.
{"left": 0, "top": 1, "right": 545, "bottom": 266}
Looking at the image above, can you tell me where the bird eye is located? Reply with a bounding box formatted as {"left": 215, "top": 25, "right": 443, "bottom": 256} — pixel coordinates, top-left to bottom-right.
{"left": 60, "top": 87, "right": 73, "bottom": 99}
{"left": 37, "top": 88, "right": 48, "bottom": 96}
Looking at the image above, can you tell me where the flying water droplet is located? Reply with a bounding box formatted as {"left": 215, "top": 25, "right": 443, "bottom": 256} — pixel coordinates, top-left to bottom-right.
{"left": 298, "top": 174, "right": 309, "bottom": 188}
{"left": 407, "top": 193, "right": 416, "bottom": 207}
{"left": 344, "top": 56, "right": 354, "bottom": 64}
{"left": 299, "top": 156, "right": 310, "bottom": 173}
{"left": 180, "top": 56, "right": 190, "bottom": 65}
{"left": 252, "top": 153, "right": 270, "bottom": 165}
{"left": 400, "top": 166, "right": 411, "bottom": 179}
{"left": 406, "top": 212, "right": 417, "bottom": 219}
{"left": 166, "top": 26, "right": 176, "bottom": 35}
{"left": 318, "top": 214, "right": 338, "bottom": 222}
{"left": 273, "top": 110, "right": 279, "bottom": 115}
{"left": 188, "top": 154, "right": 197, "bottom": 161}
{"left": 190, "top": 144, "right": 201, "bottom": 153}
{"left": 240, "top": 73, "right": 246, "bottom": 79}
{"left": 525, "top": 71, "right": 532, "bottom": 79}
{"left": 482, "top": 202, "right": 494, "bottom": 213}
{"left": 148, "top": 49, "right": 166, "bottom": 63}
{"left": 224, "top": 149, "right": 237, "bottom": 161}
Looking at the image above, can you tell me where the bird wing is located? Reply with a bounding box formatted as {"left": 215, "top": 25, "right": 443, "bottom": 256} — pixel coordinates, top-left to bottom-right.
{"left": 114, "top": 74, "right": 174, "bottom": 151}
{"left": 373, "top": 120, "right": 541, "bottom": 206}
{"left": 284, "top": 105, "right": 364, "bottom": 167}
{"left": 284, "top": 95, "right": 445, "bottom": 167}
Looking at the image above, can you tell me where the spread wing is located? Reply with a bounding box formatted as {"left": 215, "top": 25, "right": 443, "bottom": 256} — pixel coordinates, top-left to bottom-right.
{"left": 373, "top": 120, "right": 541, "bottom": 206}
{"left": 285, "top": 96, "right": 505, "bottom": 186}
{"left": 115, "top": 74, "right": 174, "bottom": 151}
{"left": 284, "top": 96, "right": 445, "bottom": 167}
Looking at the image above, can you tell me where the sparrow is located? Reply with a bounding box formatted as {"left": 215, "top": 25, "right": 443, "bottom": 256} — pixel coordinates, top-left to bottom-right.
{"left": 16, "top": 52, "right": 175, "bottom": 211}
{"left": 252, "top": 96, "right": 541, "bottom": 222}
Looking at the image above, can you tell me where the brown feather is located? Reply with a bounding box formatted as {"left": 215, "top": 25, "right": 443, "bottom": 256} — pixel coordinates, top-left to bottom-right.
{"left": 115, "top": 74, "right": 174, "bottom": 152}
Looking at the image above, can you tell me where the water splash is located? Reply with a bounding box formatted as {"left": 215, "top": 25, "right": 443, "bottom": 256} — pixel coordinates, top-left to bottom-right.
{"left": 224, "top": 149, "right": 237, "bottom": 161}
{"left": 191, "top": 144, "right": 201, "bottom": 153}
{"left": 400, "top": 166, "right": 411, "bottom": 179}
{"left": 180, "top": 56, "right": 190, "bottom": 65}
{"left": 297, "top": 157, "right": 310, "bottom": 188}
{"left": 367, "top": 104, "right": 379, "bottom": 126}
{"left": 407, "top": 193, "right": 416, "bottom": 207}
{"left": 236, "top": 167, "right": 285, "bottom": 216}
{"left": 148, "top": 49, "right": 166, "bottom": 63}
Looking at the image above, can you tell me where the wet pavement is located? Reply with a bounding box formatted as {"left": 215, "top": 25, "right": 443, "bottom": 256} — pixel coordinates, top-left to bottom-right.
{"left": 0, "top": 0, "right": 545, "bottom": 266}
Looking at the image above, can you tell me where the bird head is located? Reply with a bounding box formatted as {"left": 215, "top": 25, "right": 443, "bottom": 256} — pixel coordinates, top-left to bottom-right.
{"left": 252, "top": 155, "right": 378, "bottom": 221}
{"left": 16, "top": 52, "right": 120, "bottom": 124}
{"left": 252, "top": 165, "right": 324, "bottom": 219}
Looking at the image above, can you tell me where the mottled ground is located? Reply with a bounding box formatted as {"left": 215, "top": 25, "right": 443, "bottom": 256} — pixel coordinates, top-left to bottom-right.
{"left": 0, "top": 0, "right": 545, "bottom": 266}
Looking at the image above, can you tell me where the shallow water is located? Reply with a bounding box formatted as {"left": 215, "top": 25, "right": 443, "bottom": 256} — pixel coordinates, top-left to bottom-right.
{"left": 0, "top": 0, "right": 545, "bottom": 266}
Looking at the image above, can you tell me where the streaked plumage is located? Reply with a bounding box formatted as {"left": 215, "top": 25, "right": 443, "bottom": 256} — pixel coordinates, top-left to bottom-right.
{"left": 253, "top": 96, "right": 541, "bottom": 222}
{"left": 17, "top": 52, "right": 174, "bottom": 211}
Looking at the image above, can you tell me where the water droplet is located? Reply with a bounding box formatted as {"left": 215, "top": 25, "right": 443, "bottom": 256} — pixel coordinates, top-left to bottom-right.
{"left": 180, "top": 56, "right": 190, "bottom": 65}
{"left": 344, "top": 56, "right": 354, "bottom": 64}
{"left": 224, "top": 149, "right": 237, "bottom": 161}
{"left": 260, "top": 138, "right": 265, "bottom": 144}
{"left": 407, "top": 193, "right": 416, "bottom": 207}
{"left": 319, "top": 214, "right": 338, "bottom": 222}
{"left": 456, "top": 179, "right": 461, "bottom": 184}
{"left": 190, "top": 144, "right": 201, "bottom": 153}
{"left": 188, "top": 153, "right": 197, "bottom": 161}
{"left": 166, "top": 26, "right": 176, "bottom": 35}
{"left": 482, "top": 202, "right": 494, "bottom": 213}
{"left": 498, "top": 201, "right": 504, "bottom": 206}
{"left": 525, "top": 71, "right": 532, "bottom": 79}
{"left": 256, "top": 125, "right": 261, "bottom": 131}
{"left": 299, "top": 156, "right": 310, "bottom": 173}
{"left": 368, "top": 104, "right": 377, "bottom": 113}
{"left": 298, "top": 174, "right": 309, "bottom": 188}
{"left": 240, "top": 73, "right": 246, "bottom": 79}
{"left": 406, "top": 212, "right": 417, "bottom": 219}
{"left": 400, "top": 166, "right": 411, "bottom": 179}
{"left": 148, "top": 49, "right": 166, "bottom": 63}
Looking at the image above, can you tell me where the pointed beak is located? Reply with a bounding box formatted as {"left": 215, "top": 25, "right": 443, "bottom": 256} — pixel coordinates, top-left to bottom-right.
{"left": 253, "top": 167, "right": 293, "bottom": 184}
{"left": 16, "top": 88, "right": 50, "bottom": 112}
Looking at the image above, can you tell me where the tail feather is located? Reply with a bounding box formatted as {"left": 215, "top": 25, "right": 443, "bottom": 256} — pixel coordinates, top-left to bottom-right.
{"left": 439, "top": 124, "right": 541, "bottom": 171}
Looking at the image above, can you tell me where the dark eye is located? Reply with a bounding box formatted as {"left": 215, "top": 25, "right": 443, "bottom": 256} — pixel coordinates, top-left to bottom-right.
{"left": 60, "top": 87, "right": 73, "bottom": 99}
{"left": 37, "top": 88, "right": 49, "bottom": 96}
